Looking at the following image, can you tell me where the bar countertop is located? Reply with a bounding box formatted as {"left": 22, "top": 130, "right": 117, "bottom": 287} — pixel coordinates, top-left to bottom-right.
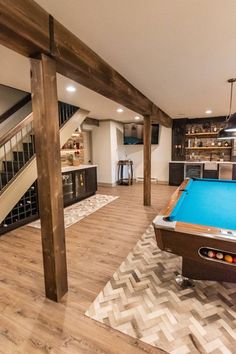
{"left": 61, "top": 165, "right": 97, "bottom": 173}
{"left": 170, "top": 161, "right": 236, "bottom": 164}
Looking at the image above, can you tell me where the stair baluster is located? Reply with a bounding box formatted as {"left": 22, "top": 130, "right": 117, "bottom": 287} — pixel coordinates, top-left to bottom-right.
{"left": 0, "top": 101, "right": 79, "bottom": 234}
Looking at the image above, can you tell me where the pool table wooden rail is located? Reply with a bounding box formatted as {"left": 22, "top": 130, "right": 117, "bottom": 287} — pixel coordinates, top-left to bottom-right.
{"left": 161, "top": 178, "right": 190, "bottom": 217}
{"left": 156, "top": 178, "right": 236, "bottom": 242}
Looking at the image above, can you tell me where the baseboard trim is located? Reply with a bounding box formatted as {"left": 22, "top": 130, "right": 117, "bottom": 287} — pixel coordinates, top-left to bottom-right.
{"left": 98, "top": 180, "right": 169, "bottom": 187}
{"left": 135, "top": 178, "right": 168, "bottom": 185}
{"left": 98, "top": 182, "right": 117, "bottom": 187}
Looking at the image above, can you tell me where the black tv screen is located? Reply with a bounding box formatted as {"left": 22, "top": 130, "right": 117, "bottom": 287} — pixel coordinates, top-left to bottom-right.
{"left": 123, "top": 123, "right": 159, "bottom": 145}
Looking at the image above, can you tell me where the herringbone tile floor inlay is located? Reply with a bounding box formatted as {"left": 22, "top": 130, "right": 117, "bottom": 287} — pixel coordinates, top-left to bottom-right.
{"left": 86, "top": 225, "right": 236, "bottom": 354}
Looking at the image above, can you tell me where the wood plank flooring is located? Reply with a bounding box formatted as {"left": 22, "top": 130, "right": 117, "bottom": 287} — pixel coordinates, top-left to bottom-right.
{"left": 0, "top": 183, "right": 175, "bottom": 354}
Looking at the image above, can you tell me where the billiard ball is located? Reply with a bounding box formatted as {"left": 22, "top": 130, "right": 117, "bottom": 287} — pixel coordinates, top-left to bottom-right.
{"left": 233, "top": 257, "right": 236, "bottom": 264}
{"left": 208, "top": 250, "right": 216, "bottom": 258}
{"left": 216, "top": 252, "right": 224, "bottom": 260}
{"left": 224, "top": 255, "right": 233, "bottom": 263}
{"left": 201, "top": 249, "right": 208, "bottom": 257}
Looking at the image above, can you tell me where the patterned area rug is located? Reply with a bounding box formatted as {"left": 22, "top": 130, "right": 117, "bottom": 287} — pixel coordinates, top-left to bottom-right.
{"left": 28, "top": 194, "right": 118, "bottom": 229}
{"left": 86, "top": 225, "right": 236, "bottom": 354}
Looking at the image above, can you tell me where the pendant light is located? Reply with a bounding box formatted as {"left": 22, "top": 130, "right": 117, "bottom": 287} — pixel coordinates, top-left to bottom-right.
{"left": 217, "top": 129, "right": 236, "bottom": 140}
{"left": 217, "top": 78, "right": 236, "bottom": 139}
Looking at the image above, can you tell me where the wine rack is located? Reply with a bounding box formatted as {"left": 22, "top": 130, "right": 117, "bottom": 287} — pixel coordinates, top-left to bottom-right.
{"left": 2, "top": 182, "right": 39, "bottom": 229}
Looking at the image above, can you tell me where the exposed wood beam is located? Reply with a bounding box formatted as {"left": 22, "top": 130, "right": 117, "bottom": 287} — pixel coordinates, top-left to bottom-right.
{"left": 83, "top": 117, "right": 100, "bottom": 127}
{"left": 150, "top": 104, "right": 172, "bottom": 126}
{"left": 0, "top": 0, "right": 172, "bottom": 127}
{"left": 31, "top": 54, "right": 68, "bottom": 302}
{"left": 143, "top": 115, "right": 151, "bottom": 206}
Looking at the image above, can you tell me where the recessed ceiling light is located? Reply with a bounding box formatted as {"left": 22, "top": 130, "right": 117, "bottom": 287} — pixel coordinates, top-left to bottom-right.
{"left": 134, "top": 116, "right": 140, "bottom": 120}
{"left": 205, "top": 109, "right": 212, "bottom": 114}
{"left": 66, "top": 85, "right": 76, "bottom": 92}
{"left": 117, "top": 108, "right": 124, "bottom": 113}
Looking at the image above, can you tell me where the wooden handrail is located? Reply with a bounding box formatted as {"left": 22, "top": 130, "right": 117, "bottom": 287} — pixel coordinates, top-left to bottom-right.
{"left": 0, "top": 93, "right": 31, "bottom": 124}
{"left": 0, "top": 112, "right": 33, "bottom": 147}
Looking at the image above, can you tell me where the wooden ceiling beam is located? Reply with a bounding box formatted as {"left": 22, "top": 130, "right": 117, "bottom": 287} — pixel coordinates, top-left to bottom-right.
{"left": 0, "top": 0, "right": 172, "bottom": 127}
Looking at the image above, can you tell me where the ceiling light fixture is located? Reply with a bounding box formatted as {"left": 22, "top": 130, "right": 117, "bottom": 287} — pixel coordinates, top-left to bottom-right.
{"left": 217, "top": 78, "right": 236, "bottom": 139}
{"left": 205, "top": 109, "right": 212, "bottom": 114}
{"left": 117, "top": 108, "right": 124, "bottom": 113}
{"left": 134, "top": 116, "right": 140, "bottom": 120}
{"left": 66, "top": 85, "right": 76, "bottom": 92}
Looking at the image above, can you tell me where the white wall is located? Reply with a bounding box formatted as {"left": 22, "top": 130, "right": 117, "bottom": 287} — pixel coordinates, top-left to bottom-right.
{"left": 0, "top": 101, "right": 32, "bottom": 138}
{"left": 110, "top": 121, "right": 123, "bottom": 184}
{"left": 82, "top": 131, "right": 92, "bottom": 164}
{"left": 118, "top": 124, "right": 171, "bottom": 183}
{"left": 92, "top": 121, "right": 114, "bottom": 184}
{"left": 0, "top": 85, "right": 28, "bottom": 116}
{"left": 92, "top": 120, "right": 171, "bottom": 185}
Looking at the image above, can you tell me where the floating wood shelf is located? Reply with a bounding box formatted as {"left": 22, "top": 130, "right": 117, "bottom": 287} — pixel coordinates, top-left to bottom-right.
{"left": 186, "top": 132, "right": 219, "bottom": 138}
{"left": 61, "top": 149, "right": 80, "bottom": 152}
{"left": 186, "top": 147, "right": 231, "bottom": 150}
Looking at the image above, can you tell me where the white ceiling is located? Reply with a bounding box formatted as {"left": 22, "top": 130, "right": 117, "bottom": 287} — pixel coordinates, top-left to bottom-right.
{"left": 0, "top": 85, "right": 27, "bottom": 116}
{"left": 0, "top": 45, "right": 140, "bottom": 122}
{"left": 1, "top": 0, "right": 236, "bottom": 120}
{"left": 35, "top": 0, "right": 236, "bottom": 118}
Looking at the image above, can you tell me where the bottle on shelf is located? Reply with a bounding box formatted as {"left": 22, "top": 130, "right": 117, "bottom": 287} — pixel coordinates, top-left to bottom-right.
{"left": 220, "top": 153, "right": 225, "bottom": 162}
{"left": 198, "top": 140, "right": 203, "bottom": 147}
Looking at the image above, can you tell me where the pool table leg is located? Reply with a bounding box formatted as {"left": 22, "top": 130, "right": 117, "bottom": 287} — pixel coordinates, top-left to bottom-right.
{"left": 175, "top": 274, "right": 194, "bottom": 288}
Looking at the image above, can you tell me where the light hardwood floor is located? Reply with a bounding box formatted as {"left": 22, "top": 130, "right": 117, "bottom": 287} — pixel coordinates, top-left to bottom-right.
{"left": 0, "top": 183, "right": 175, "bottom": 354}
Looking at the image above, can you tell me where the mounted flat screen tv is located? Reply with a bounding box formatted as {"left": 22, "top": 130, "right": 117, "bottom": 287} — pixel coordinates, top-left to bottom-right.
{"left": 123, "top": 123, "right": 159, "bottom": 145}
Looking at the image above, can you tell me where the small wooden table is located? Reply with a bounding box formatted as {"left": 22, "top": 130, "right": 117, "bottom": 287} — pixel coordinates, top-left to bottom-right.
{"left": 117, "top": 160, "right": 133, "bottom": 185}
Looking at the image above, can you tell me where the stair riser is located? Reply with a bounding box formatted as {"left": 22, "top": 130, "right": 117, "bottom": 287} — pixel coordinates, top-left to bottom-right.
{"left": 23, "top": 143, "right": 34, "bottom": 152}
{"left": 13, "top": 151, "right": 33, "bottom": 161}
{"left": 2, "top": 161, "right": 24, "bottom": 173}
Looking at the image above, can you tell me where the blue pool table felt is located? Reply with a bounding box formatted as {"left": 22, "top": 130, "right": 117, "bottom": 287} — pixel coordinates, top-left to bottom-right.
{"left": 169, "top": 178, "right": 236, "bottom": 231}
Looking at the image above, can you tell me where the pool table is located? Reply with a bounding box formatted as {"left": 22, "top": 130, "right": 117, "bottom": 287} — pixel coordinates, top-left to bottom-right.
{"left": 153, "top": 178, "right": 236, "bottom": 284}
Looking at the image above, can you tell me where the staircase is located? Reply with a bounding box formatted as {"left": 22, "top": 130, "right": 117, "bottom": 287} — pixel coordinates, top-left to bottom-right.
{"left": 0, "top": 101, "right": 89, "bottom": 235}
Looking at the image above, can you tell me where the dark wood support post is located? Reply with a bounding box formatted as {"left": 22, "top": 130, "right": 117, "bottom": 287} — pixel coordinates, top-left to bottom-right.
{"left": 143, "top": 115, "right": 151, "bottom": 206}
{"left": 30, "top": 54, "right": 68, "bottom": 302}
